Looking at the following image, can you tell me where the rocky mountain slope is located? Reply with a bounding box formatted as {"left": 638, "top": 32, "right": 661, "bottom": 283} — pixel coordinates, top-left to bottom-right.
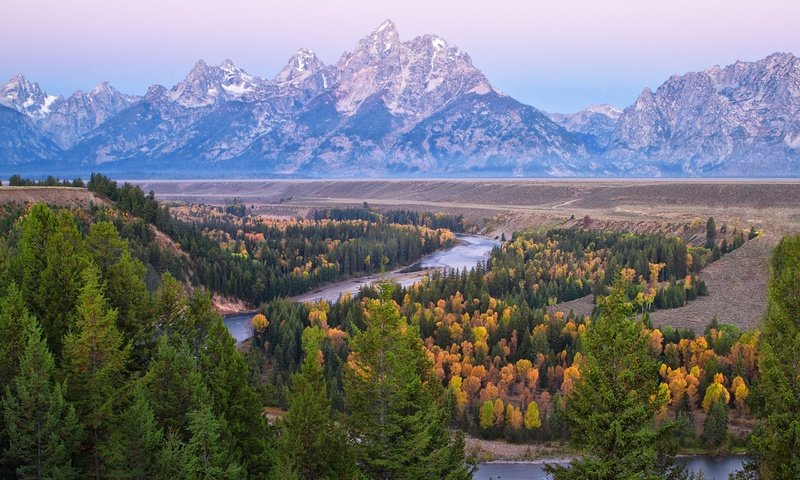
{"left": 1, "top": 21, "right": 798, "bottom": 177}
{"left": 603, "top": 52, "right": 800, "bottom": 176}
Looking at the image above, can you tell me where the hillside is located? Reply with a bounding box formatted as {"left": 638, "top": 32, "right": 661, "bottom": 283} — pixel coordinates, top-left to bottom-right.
{"left": 0, "top": 186, "right": 109, "bottom": 208}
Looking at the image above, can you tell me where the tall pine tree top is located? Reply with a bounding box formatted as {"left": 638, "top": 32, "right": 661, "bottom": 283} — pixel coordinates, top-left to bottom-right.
{"left": 345, "top": 284, "right": 472, "bottom": 480}
{"left": 547, "top": 275, "right": 683, "bottom": 480}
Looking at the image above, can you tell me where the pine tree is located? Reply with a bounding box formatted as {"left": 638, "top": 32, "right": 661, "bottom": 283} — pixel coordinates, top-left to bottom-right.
{"left": 275, "top": 326, "right": 356, "bottom": 479}
{"left": 153, "top": 273, "right": 192, "bottom": 341}
{"left": 154, "top": 432, "right": 188, "bottom": 480}
{"left": 36, "top": 210, "right": 90, "bottom": 357}
{"left": 705, "top": 217, "right": 716, "bottom": 249}
{"left": 183, "top": 402, "right": 244, "bottom": 480}
{"left": 87, "top": 221, "right": 152, "bottom": 368}
{"left": 752, "top": 235, "right": 800, "bottom": 479}
{"left": 10, "top": 205, "right": 57, "bottom": 348}
{"left": 345, "top": 284, "right": 472, "bottom": 480}
{"left": 199, "top": 316, "right": 272, "bottom": 476}
{"left": 145, "top": 337, "right": 207, "bottom": 439}
{"left": 61, "top": 266, "right": 129, "bottom": 480}
{"left": 546, "top": 275, "right": 684, "bottom": 480}
{"left": 0, "top": 284, "right": 36, "bottom": 394}
{"left": 2, "top": 323, "right": 82, "bottom": 479}
{"left": 703, "top": 399, "right": 728, "bottom": 449}
{"left": 103, "top": 383, "right": 164, "bottom": 480}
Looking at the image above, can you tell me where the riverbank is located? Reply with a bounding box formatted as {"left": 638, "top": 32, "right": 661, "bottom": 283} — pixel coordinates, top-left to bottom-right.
{"left": 288, "top": 233, "right": 498, "bottom": 304}
{"left": 465, "top": 435, "right": 749, "bottom": 463}
{"left": 465, "top": 436, "right": 574, "bottom": 463}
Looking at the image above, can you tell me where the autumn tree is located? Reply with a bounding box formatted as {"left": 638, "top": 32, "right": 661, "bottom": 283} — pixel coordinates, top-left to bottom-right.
{"left": 479, "top": 401, "right": 495, "bottom": 431}
{"left": 345, "top": 285, "right": 472, "bottom": 480}
{"left": 524, "top": 401, "right": 542, "bottom": 430}
{"left": 752, "top": 235, "right": 800, "bottom": 478}
{"left": 546, "top": 275, "right": 684, "bottom": 480}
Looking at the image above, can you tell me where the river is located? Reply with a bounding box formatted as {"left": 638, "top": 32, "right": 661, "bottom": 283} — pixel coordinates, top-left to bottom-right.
{"left": 223, "top": 234, "right": 500, "bottom": 342}
{"left": 474, "top": 456, "right": 748, "bottom": 480}
{"left": 223, "top": 235, "right": 747, "bottom": 478}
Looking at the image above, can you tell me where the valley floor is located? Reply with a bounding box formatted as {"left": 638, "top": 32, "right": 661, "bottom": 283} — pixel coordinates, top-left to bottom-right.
{"left": 135, "top": 179, "right": 800, "bottom": 331}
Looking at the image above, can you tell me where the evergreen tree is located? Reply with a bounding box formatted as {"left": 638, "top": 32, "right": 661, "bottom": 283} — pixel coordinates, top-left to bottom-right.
{"left": 702, "top": 399, "right": 728, "bottom": 449}
{"left": 199, "top": 316, "right": 272, "bottom": 476}
{"left": 705, "top": 217, "right": 716, "bottom": 249}
{"left": 183, "top": 402, "right": 244, "bottom": 480}
{"left": 2, "top": 323, "right": 82, "bottom": 479}
{"left": 36, "top": 210, "right": 90, "bottom": 357}
{"left": 546, "top": 275, "right": 685, "bottom": 480}
{"left": 752, "top": 235, "right": 800, "bottom": 479}
{"left": 87, "top": 221, "right": 152, "bottom": 368}
{"left": 153, "top": 273, "right": 192, "bottom": 340}
{"left": 345, "top": 285, "right": 472, "bottom": 480}
{"left": 155, "top": 432, "right": 188, "bottom": 480}
{"left": 61, "top": 267, "right": 129, "bottom": 479}
{"left": 103, "top": 383, "right": 164, "bottom": 480}
{"left": 274, "top": 326, "right": 356, "bottom": 479}
{"left": 0, "top": 283, "right": 38, "bottom": 478}
{"left": 10, "top": 205, "right": 57, "bottom": 349}
{"left": 0, "top": 284, "right": 36, "bottom": 394}
{"left": 145, "top": 337, "right": 207, "bottom": 439}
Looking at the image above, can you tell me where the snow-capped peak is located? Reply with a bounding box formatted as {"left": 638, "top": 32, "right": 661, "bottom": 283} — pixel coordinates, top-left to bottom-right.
{"left": 584, "top": 104, "right": 623, "bottom": 119}
{"left": 364, "top": 19, "right": 400, "bottom": 55}
{"left": 169, "top": 59, "right": 261, "bottom": 107}
{"left": 376, "top": 19, "right": 396, "bottom": 33}
{"left": 275, "top": 48, "right": 327, "bottom": 85}
{"left": 430, "top": 35, "right": 447, "bottom": 52}
{"left": 0, "top": 74, "right": 63, "bottom": 118}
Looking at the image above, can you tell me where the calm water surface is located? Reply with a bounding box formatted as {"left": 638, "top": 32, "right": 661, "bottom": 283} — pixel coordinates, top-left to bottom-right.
{"left": 475, "top": 456, "right": 748, "bottom": 480}
{"left": 224, "top": 234, "right": 500, "bottom": 342}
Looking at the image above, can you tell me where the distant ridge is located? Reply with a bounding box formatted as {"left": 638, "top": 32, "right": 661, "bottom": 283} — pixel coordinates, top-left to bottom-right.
{"left": 1, "top": 21, "right": 798, "bottom": 178}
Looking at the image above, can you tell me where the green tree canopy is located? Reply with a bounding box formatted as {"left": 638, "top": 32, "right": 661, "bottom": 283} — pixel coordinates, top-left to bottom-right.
{"left": 752, "top": 235, "right": 800, "bottom": 479}
{"left": 546, "top": 275, "right": 684, "bottom": 480}
{"left": 345, "top": 285, "right": 472, "bottom": 480}
{"left": 274, "top": 326, "right": 356, "bottom": 480}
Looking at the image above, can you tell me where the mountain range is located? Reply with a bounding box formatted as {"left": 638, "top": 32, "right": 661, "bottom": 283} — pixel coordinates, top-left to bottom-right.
{"left": 2, "top": 20, "right": 799, "bottom": 178}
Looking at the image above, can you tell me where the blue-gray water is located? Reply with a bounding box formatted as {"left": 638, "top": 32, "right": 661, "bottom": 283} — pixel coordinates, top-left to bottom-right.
{"left": 223, "top": 234, "right": 500, "bottom": 342}
{"left": 223, "top": 313, "right": 255, "bottom": 343}
{"left": 475, "top": 456, "right": 748, "bottom": 480}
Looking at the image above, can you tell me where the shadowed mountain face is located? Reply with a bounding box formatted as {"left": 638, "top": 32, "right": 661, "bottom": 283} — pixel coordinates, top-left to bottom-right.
{"left": 0, "top": 105, "right": 61, "bottom": 167}
{"left": 1, "top": 21, "right": 798, "bottom": 178}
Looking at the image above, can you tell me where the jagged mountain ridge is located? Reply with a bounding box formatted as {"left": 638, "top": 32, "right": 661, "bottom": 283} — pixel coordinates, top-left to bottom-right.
{"left": 603, "top": 52, "right": 800, "bottom": 175}
{"left": 1, "top": 21, "right": 798, "bottom": 177}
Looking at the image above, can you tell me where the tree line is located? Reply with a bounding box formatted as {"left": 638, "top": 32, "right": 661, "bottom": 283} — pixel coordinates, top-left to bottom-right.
{"left": 0, "top": 204, "right": 472, "bottom": 479}
{"left": 86, "top": 173, "right": 456, "bottom": 305}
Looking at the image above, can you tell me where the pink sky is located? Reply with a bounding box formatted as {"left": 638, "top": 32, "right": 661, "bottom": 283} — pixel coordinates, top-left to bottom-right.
{"left": 2, "top": 0, "right": 798, "bottom": 112}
